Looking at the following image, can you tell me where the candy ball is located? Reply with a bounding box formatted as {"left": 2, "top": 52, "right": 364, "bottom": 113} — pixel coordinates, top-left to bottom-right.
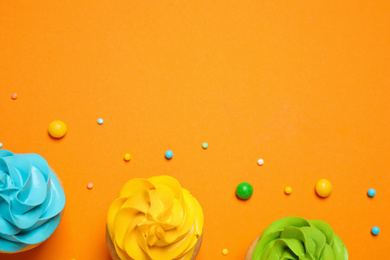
{"left": 48, "top": 120, "right": 67, "bottom": 138}
{"left": 202, "top": 142, "right": 208, "bottom": 149}
{"left": 236, "top": 182, "right": 253, "bottom": 200}
{"left": 222, "top": 249, "right": 229, "bottom": 255}
{"left": 87, "top": 183, "right": 93, "bottom": 189}
{"left": 11, "top": 93, "right": 18, "bottom": 100}
{"left": 371, "top": 226, "right": 380, "bottom": 235}
{"left": 97, "top": 118, "right": 104, "bottom": 125}
{"left": 367, "top": 188, "right": 376, "bottom": 198}
{"left": 0, "top": 143, "right": 2, "bottom": 148}
{"left": 123, "top": 153, "right": 132, "bottom": 161}
{"left": 316, "top": 179, "right": 332, "bottom": 198}
{"left": 257, "top": 159, "right": 264, "bottom": 166}
{"left": 165, "top": 150, "right": 173, "bottom": 159}
{"left": 284, "top": 186, "right": 293, "bottom": 195}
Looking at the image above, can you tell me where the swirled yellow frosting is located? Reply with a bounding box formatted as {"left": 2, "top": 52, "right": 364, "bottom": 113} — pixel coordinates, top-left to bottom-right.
{"left": 107, "top": 176, "right": 203, "bottom": 260}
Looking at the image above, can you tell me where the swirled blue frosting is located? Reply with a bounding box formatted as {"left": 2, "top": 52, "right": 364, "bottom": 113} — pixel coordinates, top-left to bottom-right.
{"left": 0, "top": 150, "right": 65, "bottom": 253}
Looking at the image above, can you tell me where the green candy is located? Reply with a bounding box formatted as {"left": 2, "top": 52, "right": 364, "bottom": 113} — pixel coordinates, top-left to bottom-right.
{"left": 236, "top": 182, "right": 253, "bottom": 200}
{"left": 252, "top": 217, "right": 349, "bottom": 260}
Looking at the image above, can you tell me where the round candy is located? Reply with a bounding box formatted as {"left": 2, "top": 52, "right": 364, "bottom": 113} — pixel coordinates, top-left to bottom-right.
{"left": 0, "top": 143, "right": 2, "bottom": 148}
{"left": 257, "top": 158, "right": 264, "bottom": 166}
{"left": 284, "top": 186, "right": 292, "bottom": 195}
{"left": 236, "top": 182, "right": 253, "bottom": 200}
{"left": 316, "top": 179, "right": 332, "bottom": 198}
{"left": 222, "top": 249, "right": 229, "bottom": 255}
{"left": 123, "top": 153, "right": 132, "bottom": 161}
{"left": 371, "top": 226, "right": 380, "bottom": 235}
{"left": 11, "top": 93, "right": 17, "bottom": 100}
{"left": 202, "top": 142, "right": 208, "bottom": 149}
{"left": 165, "top": 150, "right": 173, "bottom": 159}
{"left": 48, "top": 120, "right": 67, "bottom": 138}
{"left": 97, "top": 118, "right": 104, "bottom": 125}
{"left": 367, "top": 188, "right": 376, "bottom": 198}
{"left": 87, "top": 183, "right": 93, "bottom": 189}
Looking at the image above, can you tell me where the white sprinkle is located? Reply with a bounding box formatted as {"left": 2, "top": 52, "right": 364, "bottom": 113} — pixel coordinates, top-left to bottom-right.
{"left": 257, "top": 158, "right": 264, "bottom": 166}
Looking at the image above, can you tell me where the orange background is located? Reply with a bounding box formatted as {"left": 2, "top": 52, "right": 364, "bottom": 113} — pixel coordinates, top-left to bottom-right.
{"left": 1, "top": 1, "right": 389, "bottom": 259}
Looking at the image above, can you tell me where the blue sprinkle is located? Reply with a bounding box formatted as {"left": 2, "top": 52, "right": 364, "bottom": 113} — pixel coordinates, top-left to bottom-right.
{"left": 97, "top": 118, "right": 104, "bottom": 125}
{"left": 367, "top": 188, "right": 376, "bottom": 198}
{"left": 371, "top": 226, "right": 380, "bottom": 236}
{"left": 0, "top": 143, "right": 2, "bottom": 148}
{"left": 165, "top": 150, "right": 173, "bottom": 159}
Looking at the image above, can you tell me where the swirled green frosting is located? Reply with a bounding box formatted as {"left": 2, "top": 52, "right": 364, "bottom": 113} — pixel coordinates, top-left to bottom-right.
{"left": 252, "top": 217, "right": 348, "bottom": 260}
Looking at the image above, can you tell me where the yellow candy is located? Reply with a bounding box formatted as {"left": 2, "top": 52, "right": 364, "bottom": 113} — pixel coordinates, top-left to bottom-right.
{"left": 222, "top": 249, "right": 229, "bottom": 255}
{"left": 48, "top": 120, "right": 67, "bottom": 138}
{"left": 123, "top": 153, "right": 131, "bottom": 161}
{"left": 316, "top": 179, "right": 332, "bottom": 198}
{"left": 284, "top": 186, "right": 293, "bottom": 195}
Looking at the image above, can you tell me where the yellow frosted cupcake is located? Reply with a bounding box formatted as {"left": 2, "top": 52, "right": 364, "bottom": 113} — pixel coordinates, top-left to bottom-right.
{"left": 106, "top": 176, "right": 203, "bottom": 260}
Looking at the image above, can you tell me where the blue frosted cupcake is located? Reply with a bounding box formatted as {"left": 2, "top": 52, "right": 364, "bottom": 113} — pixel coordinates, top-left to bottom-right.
{"left": 0, "top": 150, "right": 66, "bottom": 253}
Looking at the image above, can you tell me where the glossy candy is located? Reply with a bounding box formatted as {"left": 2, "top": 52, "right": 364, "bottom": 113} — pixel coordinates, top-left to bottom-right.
{"left": 236, "top": 182, "right": 253, "bottom": 200}
{"left": 257, "top": 159, "right": 264, "bottom": 166}
{"left": 11, "top": 93, "right": 17, "bottom": 100}
{"left": 202, "top": 142, "right": 208, "bottom": 149}
{"left": 97, "top": 118, "right": 104, "bottom": 125}
{"left": 123, "top": 153, "right": 131, "bottom": 161}
{"left": 316, "top": 179, "right": 332, "bottom": 198}
{"left": 367, "top": 188, "right": 376, "bottom": 197}
{"left": 284, "top": 186, "right": 292, "bottom": 195}
{"left": 371, "top": 226, "right": 380, "bottom": 235}
{"left": 222, "top": 249, "right": 229, "bottom": 255}
{"left": 165, "top": 150, "right": 173, "bottom": 159}
{"left": 48, "top": 120, "right": 67, "bottom": 138}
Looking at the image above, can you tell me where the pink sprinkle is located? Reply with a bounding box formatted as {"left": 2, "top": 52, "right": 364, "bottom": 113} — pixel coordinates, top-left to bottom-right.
{"left": 11, "top": 93, "right": 18, "bottom": 100}
{"left": 87, "top": 183, "right": 93, "bottom": 189}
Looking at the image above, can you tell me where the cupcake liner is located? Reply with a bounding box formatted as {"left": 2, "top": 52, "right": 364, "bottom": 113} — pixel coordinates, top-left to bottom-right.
{"left": 245, "top": 234, "right": 261, "bottom": 260}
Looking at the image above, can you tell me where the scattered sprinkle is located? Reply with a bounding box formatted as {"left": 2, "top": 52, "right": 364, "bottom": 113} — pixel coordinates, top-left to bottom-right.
{"left": 315, "top": 179, "right": 332, "bottom": 198}
{"left": 371, "top": 226, "right": 380, "bottom": 236}
{"left": 97, "top": 118, "right": 104, "bottom": 125}
{"left": 165, "top": 150, "right": 173, "bottom": 159}
{"left": 236, "top": 182, "right": 253, "bottom": 200}
{"left": 48, "top": 120, "right": 67, "bottom": 139}
{"left": 11, "top": 93, "right": 17, "bottom": 100}
{"left": 87, "top": 183, "right": 93, "bottom": 189}
{"left": 124, "top": 153, "right": 132, "bottom": 161}
{"left": 202, "top": 142, "right": 208, "bottom": 149}
{"left": 257, "top": 158, "right": 264, "bottom": 166}
{"left": 222, "top": 248, "right": 229, "bottom": 255}
{"left": 284, "top": 186, "right": 293, "bottom": 195}
{"left": 0, "top": 143, "right": 2, "bottom": 148}
{"left": 367, "top": 188, "right": 376, "bottom": 198}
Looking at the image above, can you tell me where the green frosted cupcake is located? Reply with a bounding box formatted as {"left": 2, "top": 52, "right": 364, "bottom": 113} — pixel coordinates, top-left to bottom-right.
{"left": 245, "top": 217, "right": 348, "bottom": 260}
